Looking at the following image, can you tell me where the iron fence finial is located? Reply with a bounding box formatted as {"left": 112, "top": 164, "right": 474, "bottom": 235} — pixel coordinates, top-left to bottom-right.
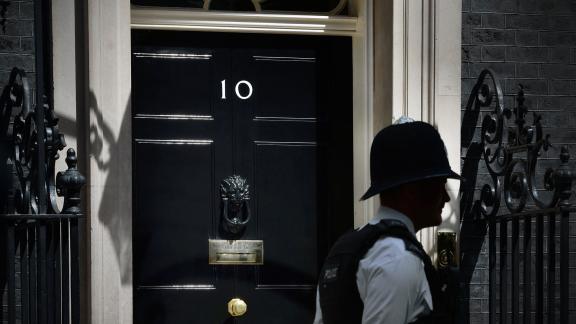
{"left": 56, "top": 148, "right": 86, "bottom": 215}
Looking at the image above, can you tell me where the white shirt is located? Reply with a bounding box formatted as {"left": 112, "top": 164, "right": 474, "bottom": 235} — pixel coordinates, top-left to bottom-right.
{"left": 313, "top": 206, "right": 433, "bottom": 324}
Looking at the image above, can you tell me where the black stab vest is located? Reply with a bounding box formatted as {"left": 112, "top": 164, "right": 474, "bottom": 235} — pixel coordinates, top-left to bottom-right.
{"left": 318, "top": 219, "right": 454, "bottom": 324}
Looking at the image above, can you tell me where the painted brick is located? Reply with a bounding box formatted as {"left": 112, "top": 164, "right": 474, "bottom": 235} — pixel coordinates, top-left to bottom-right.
{"left": 462, "top": 63, "right": 471, "bottom": 78}
{"left": 504, "top": 94, "right": 537, "bottom": 108}
{"left": 519, "top": 0, "right": 575, "bottom": 14}
{"left": 0, "top": 1, "right": 20, "bottom": 19}
{"left": 505, "top": 79, "right": 548, "bottom": 95}
{"left": 472, "top": 29, "right": 515, "bottom": 45}
{"left": 19, "top": 2, "right": 34, "bottom": 20}
{"left": 549, "top": 47, "right": 571, "bottom": 63}
{"left": 0, "top": 53, "right": 34, "bottom": 72}
{"left": 470, "top": 268, "right": 488, "bottom": 283}
{"left": 0, "top": 36, "right": 19, "bottom": 53}
{"left": 476, "top": 253, "right": 488, "bottom": 268}
{"left": 469, "top": 312, "right": 488, "bottom": 324}
{"left": 471, "top": 0, "right": 517, "bottom": 13}
{"left": 463, "top": 46, "right": 481, "bottom": 62}
{"left": 462, "top": 78, "right": 479, "bottom": 94}
{"left": 469, "top": 62, "right": 516, "bottom": 78}
{"left": 516, "top": 63, "right": 539, "bottom": 78}
{"left": 482, "top": 14, "right": 505, "bottom": 28}
{"left": 481, "top": 299, "right": 490, "bottom": 313}
{"left": 470, "top": 284, "right": 489, "bottom": 298}
{"left": 469, "top": 299, "right": 483, "bottom": 312}
{"left": 541, "top": 110, "right": 573, "bottom": 128}
{"left": 506, "top": 14, "right": 547, "bottom": 30}
{"left": 512, "top": 94, "right": 537, "bottom": 111}
{"left": 0, "top": 19, "right": 33, "bottom": 37}
{"left": 20, "top": 37, "right": 34, "bottom": 53}
{"left": 547, "top": 15, "right": 576, "bottom": 31}
{"left": 544, "top": 128, "right": 576, "bottom": 145}
{"left": 463, "top": 0, "right": 472, "bottom": 12}
{"left": 506, "top": 46, "right": 548, "bottom": 62}
{"left": 549, "top": 80, "right": 573, "bottom": 94}
{"left": 540, "top": 63, "right": 576, "bottom": 79}
{"left": 540, "top": 31, "right": 576, "bottom": 46}
{"left": 538, "top": 96, "right": 576, "bottom": 110}
{"left": 464, "top": 13, "right": 482, "bottom": 27}
{"left": 463, "top": 27, "right": 472, "bottom": 45}
{"left": 0, "top": 70, "right": 10, "bottom": 84}
{"left": 515, "top": 30, "right": 539, "bottom": 46}
{"left": 482, "top": 46, "right": 505, "bottom": 62}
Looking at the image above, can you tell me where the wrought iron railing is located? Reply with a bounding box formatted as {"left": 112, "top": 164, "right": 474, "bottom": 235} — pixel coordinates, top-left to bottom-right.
{"left": 0, "top": 66, "right": 84, "bottom": 324}
{"left": 1, "top": 1, "right": 84, "bottom": 323}
{"left": 461, "top": 69, "right": 574, "bottom": 324}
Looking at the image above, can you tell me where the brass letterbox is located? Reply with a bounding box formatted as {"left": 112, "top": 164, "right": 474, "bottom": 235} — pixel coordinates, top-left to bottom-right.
{"left": 209, "top": 239, "right": 264, "bottom": 265}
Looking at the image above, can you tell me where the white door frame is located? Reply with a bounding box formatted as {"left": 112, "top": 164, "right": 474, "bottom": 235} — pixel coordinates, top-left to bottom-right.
{"left": 373, "top": 0, "right": 462, "bottom": 258}
{"left": 53, "top": 0, "right": 461, "bottom": 322}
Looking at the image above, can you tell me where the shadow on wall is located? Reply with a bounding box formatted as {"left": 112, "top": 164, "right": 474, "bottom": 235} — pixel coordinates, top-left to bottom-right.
{"left": 87, "top": 90, "right": 133, "bottom": 284}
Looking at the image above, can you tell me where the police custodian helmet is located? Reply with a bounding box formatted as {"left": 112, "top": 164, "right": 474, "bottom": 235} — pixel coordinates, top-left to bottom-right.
{"left": 360, "top": 120, "right": 462, "bottom": 200}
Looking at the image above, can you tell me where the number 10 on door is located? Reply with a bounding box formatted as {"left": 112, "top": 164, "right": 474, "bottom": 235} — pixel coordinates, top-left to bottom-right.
{"left": 221, "top": 80, "right": 254, "bottom": 100}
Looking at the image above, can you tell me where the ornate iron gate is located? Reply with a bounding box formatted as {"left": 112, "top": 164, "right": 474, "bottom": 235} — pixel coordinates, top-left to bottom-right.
{"left": 0, "top": 0, "right": 85, "bottom": 323}
{"left": 1, "top": 66, "right": 84, "bottom": 324}
{"left": 461, "top": 69, "right": 574, "bottom": 324}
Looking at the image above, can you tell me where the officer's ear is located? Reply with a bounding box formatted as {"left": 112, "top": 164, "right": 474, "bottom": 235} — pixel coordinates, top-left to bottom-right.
{"left": 396, "top": 182, "right": 423, "bottom": 203}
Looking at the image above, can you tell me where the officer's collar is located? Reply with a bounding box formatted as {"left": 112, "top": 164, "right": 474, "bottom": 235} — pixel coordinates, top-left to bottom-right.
{"left": 368, "top": 206, "right": 416, "bottom": 235}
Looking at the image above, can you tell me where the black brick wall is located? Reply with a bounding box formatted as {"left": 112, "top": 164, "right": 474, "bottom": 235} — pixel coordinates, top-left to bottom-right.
{"left": 462, "top": 0, "right": 576, "bottom": 323}
{"left": 1, "top": 1, "right": 34, "bottom": 322}
{"left": 0, "top": 0, "right": 35, "bottom": 91}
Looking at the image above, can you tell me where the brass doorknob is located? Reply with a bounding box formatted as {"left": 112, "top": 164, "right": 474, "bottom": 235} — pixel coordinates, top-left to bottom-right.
{"left": 228, "top": 298, "right": 247, "bottom": 317}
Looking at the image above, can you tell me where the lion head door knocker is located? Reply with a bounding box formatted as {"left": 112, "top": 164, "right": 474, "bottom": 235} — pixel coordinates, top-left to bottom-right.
{"left": 220, "top": 175, "right": 251, "bottom": 234}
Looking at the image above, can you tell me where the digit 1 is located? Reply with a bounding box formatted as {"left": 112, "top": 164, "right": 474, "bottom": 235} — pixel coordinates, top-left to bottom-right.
{"left": 221, "top": 79, "right": 226, "bottom": 99}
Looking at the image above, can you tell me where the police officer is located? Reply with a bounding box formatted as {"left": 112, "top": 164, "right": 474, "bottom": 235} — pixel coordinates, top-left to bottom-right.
{"left": 313, "top": 120, "right": 461, "bottom": 324}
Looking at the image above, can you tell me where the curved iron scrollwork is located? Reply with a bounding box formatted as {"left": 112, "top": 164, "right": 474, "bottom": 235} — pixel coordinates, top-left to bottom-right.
{"left": 460, "top": 68, "right": 576, "bottom": 324}
{"left": 220, "top": 175, "right": 251, "bottom": 234}
{"left": 461, "top": 68, "right": 574, "bottom": 218}
{"left": 0, "top": 67, "right": 84, "bottom": 216}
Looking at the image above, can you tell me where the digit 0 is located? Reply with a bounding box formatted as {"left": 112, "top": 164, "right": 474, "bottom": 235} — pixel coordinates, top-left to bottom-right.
{"left": 235, "top": 80, "right": 253, "bottom": 100}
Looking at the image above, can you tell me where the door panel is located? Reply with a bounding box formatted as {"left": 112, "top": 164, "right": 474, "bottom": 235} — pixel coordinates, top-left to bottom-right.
{"left": 134, "top": 143, "right": 216, "bottom": 286}
{"left": 132, "top": 50, "right": 215, "bottom": 116}
{"left": 132, "top": 31, "right": 352, "bottom": 323}
{"left": 250, "top": 53, "right": 316, "bottom": 119}
{"left": 237, "top": 289, "right": 316, "bottom": 324}
{"left": 135, "top": 290, "right": 231, "bottom": 324}
{"left": 255, "top": 143, "right": 318, "bottom": 286}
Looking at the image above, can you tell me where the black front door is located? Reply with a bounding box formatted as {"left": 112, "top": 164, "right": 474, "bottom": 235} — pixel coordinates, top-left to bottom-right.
{"left": 132, "top": 31, "right": 352, "bottom": 323}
